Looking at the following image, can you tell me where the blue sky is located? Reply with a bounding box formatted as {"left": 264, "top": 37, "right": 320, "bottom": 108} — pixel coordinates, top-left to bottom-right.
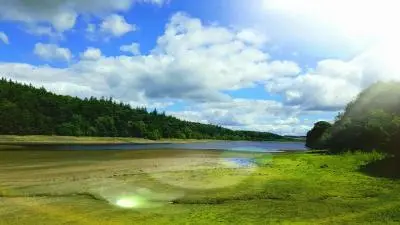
{"left": 0, "top": 0, "right": 398, "bottom": 135}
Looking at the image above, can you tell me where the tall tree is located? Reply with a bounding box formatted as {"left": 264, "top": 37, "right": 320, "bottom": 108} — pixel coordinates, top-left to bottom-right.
{"left": 306, "top": 121, "right": 332, "bottom": 149}
{"left": 311, "top": 82, "right": 400, "bottom": 157}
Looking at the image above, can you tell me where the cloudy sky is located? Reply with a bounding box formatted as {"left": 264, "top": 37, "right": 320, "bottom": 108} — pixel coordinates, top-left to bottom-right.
{"left": 0, "top": 0, "right": 399, "bottom": 135}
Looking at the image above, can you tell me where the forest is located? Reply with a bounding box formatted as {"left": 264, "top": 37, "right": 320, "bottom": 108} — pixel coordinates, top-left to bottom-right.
{"left": 0, "top": 78, "right": 286, "bottom": 141}
{"left": 306, "top": 81, "right": 400, "bottom": 157}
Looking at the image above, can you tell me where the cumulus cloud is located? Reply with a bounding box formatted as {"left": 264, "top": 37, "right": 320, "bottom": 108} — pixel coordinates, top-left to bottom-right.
{"left": 80, "top": 47, "right": 102, "bottom": 60}
{"left": 236, "top": 29, "right": 268, "bottom": 46}
{"left": 0, "top": 0, "right": 166, "bottom": 33}
{"left": 267, "top": 60, "right": 362, "bottom": 110}
{"left": 6, "top": 13, "right": 300, "bottom": 102}
{"left": 0, "top": 63, "right": 90, "bottom": 96}
{"left": 21, "top": 12, "right": 298, "bottom": 102}
{"left": 0, "top": 32, "right": 8, "bottom": 44}
{"left": 120, "top": 43, "right": 141, "bottom": 55}
{"left": 267, "top": 39, "right": 400, "bottom": 111}
{"left": 33, "top": 43, "right": 73, "bottom": 62}
{"left": 25, "top": 25, "right": 61, "bottom": 38}
{"left": 100, "top": 14, "right": 136, "bottom": 37}
{"left": 171, "top": 98, "right": 310, "bottom": 135}
{"left": 143, "top": 12, "right": 300, "bottom": 98}
{"left": 268, "top": 61, "right": 301, "bottom": 77}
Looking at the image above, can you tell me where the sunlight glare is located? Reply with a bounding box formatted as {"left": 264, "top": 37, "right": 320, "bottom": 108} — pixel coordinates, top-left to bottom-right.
{"left": 263, "top": 0, "right": 399, "bottom": 39}
{"left": 116, "top": 197, "right": 141, "bottom": 209}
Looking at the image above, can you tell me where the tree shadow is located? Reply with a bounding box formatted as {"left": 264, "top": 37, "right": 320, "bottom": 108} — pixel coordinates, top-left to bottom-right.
{"left": 305, "top": 150, "right": 329, "bottom": 155}
{"left": 359, "top": 157, "right": 400, "bottom": 179}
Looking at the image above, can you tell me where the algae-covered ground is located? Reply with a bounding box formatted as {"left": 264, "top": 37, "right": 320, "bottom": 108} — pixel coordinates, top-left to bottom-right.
{"left": 0, "top": 148, "right": 399, "bottom": 225}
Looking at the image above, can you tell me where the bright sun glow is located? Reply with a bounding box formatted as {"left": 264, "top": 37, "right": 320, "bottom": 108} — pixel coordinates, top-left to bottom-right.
{"left": 116, "top": 198, "right": 140, "bottom": 208}
{"left": 263, "top": 0, "right": 399, "bottom": 39}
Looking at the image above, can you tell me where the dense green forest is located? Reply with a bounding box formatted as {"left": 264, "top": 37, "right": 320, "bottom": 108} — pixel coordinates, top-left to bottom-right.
{"left": 306, "top": 82, "right": 400, "bottom": 157}
{"left": 0, "top": 78, "right": 287, "bottom": 141}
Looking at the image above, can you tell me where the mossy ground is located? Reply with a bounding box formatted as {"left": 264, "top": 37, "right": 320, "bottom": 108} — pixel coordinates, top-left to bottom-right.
{"left": 0, "top": 149, "right": 399, "bottom": 224}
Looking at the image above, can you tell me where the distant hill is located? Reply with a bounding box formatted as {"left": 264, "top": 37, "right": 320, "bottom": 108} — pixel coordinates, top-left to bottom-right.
{"left": 0, "top": 78, "right": 287, "bottom": 141}
{"left": 284, "top": 136, "right": 306, "bottom": 141}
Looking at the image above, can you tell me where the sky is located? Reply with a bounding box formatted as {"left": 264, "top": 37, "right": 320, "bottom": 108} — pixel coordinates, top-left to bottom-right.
{"left": 0, "top": 0, "right": 400, "bottom": 135}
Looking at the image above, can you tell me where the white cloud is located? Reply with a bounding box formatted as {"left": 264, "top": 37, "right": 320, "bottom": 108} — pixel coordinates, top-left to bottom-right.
{"left": 268, "top": 61, "right": 301, "bottom": 77}
{"left": 0, "top": 32, "right": 9, "bottom": 44}
{"left": 0, "top": 63, "right": 92, "bottom": 97}
{"left": 0, "top": 62, "right": 172, "bottom": 110}
{"left": 237, "top": 29, "right": 268, "bottom": 46}
{"left": 80, "top": 47, "right": 102, "bottom": 60}
{"left": 85, "top": 15, "right": 137, "bottom": 40}
{"left": 267, "top": 39, "right": 400, "bottom": 111}
{"left": 141, "top": 0, "right": 167, "bottom": 5}
{"left": 120, "top": 43, "right": 141, "bottom": 55}
{"left": 0, "top": 0, "right": 166, "bottom": 34}
{"left": 51, "top": 10, "right": 77, "bottom": 31}
{"left": 144, "top": 12, "right": 300, "bottom": 98}
{"left": 100, "top": 14, "right": 136, "bottom": 37}
{"left": 25, "top": 25, "right": 60, "bottom": 38}
{"left": 171, "top": 98, "right": 310, "bottom": 135}
{"left": 33, "top": 43, "right": 73, "bottom": 62}
{"left": 5, "top": 13, "right": 300, "bottom": 103}
{"left": 0, "top": 2, "right": 78, "bottom": 32}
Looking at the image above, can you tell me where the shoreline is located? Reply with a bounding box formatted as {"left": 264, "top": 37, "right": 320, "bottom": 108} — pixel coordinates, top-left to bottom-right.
{"left": 0, "top": 135, "right": 217, "bottom": 145}
{"left": 0, "top": 135, "right": 303, "bottom": 146}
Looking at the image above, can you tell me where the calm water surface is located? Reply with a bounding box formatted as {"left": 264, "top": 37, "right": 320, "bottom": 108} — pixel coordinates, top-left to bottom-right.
{"left": 22, "top": 141, "right": 307, "bottom": 153}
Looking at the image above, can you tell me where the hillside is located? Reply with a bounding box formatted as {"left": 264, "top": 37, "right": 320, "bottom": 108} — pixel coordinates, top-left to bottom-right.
{"left": 0, "top": 78, "right": 286, "bottom": 141}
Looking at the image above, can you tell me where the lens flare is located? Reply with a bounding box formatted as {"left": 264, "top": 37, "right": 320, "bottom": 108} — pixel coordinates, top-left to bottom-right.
{"left": 264, "top": 0, "right": 399, "bottom": 39}
{"left": 116, "top": 197, "right": 141, "bottom": 208}
{"left": 85, "top": 178, "right": 184, "bottom": 211}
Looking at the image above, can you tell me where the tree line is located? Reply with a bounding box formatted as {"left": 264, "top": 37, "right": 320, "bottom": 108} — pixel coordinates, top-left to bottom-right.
{"left": 0, "top": 78, "right": 287, "bottom": 141}
{"left": 306, "top": 81, "right": 400, "bottom": 157}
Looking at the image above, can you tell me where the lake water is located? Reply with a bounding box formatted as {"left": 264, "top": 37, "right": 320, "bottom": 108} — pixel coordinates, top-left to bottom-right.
{"left": 22, "top": 141, "right": 307, "bottom": 153}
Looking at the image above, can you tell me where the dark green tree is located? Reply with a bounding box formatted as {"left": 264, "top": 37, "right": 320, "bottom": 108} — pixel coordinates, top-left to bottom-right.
{"left": 306, "top": 121, "right": 332, "bottom": 149}
{"left": 312, "top": 82, "right": 400, "bottom": 157}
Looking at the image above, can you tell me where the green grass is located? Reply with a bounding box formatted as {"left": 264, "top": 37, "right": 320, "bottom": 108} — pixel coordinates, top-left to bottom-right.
{"left": 0, "top": 148, "right": 399, "bottom": 224}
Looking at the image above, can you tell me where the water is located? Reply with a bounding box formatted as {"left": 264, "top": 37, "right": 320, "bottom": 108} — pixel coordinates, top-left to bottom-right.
{"left": 21, "top": 141, "right": 306, "bottom": 153}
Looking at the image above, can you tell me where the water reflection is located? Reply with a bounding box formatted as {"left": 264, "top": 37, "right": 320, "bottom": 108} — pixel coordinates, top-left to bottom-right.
{"left": 224, "top": 158, "right": 256, "bottom": 167}
{"left": 12, "top": 141, "right": 306, "bottom": 152}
